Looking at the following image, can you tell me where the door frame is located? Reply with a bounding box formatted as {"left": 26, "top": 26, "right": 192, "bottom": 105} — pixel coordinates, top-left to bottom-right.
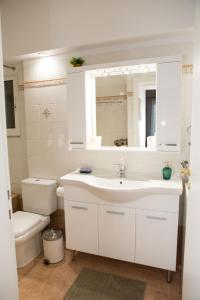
{"left": 182, "top": 1, "right": 200, "bottom": 299}
{"left": 0, "top": 14, "right": 19, "bottom": 300}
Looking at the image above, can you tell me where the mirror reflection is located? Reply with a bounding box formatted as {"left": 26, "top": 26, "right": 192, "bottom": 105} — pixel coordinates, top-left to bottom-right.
{"left": 95, "top": 65, "right": 156, "bottom": 148}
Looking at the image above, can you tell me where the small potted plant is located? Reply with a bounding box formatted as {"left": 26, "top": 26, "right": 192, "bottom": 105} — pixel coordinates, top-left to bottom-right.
{"left": 70, "top": 57, "right": 85, "bottom": 67}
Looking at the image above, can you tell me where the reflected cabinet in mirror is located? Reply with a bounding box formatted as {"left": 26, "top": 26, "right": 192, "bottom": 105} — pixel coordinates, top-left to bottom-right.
{"left": 95, "top": 65, "right": 156, "bottom": 148}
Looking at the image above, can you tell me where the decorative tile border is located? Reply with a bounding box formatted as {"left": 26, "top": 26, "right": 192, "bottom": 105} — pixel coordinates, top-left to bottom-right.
{"left": 19, "top": 77, "right": 67, "bottom": 90}
{"left": 182, "top": 64, "right": 193, "bottom": 74}
{"left": 18, "top": 64, "right": 193, "bottom": 91}
{"left": 96, "top": 92, "right": 133, "bottom": 102}
{"left": 97, "top": 94, "right": 129, "bottom": 102}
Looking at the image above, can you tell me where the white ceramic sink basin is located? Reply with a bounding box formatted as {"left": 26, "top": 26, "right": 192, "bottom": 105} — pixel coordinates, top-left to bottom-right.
{"left": 61, "top": 171, "right": 182, "bottom": 202}
{"left": 91, "top": 177, "right": 146, "bottom": 190}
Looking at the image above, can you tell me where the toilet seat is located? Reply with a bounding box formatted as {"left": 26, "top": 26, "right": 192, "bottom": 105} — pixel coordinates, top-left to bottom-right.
{"left": 14, "top": 213, "right": 50, "bottom": 247}
{"left": 13, "top": 211, "right": 43, "bottom": 238}
{"left": 14, "top": 211, "right": 50, "bottom": 268}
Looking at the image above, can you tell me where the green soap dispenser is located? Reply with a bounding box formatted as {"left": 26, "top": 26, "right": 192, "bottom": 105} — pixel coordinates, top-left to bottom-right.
{"left": 162, "top": 161, "right": 172, "bottom": 180}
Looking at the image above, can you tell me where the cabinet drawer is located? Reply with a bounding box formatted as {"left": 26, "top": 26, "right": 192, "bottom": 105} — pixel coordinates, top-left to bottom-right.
{"left": 64, "top": 201, "right": 98, "bottom": 255}
{"left": 99, "top": 206, "right": 135, "bottom": 262}
{"left": 135, "top": 209, "right": 178, "bottom": 271}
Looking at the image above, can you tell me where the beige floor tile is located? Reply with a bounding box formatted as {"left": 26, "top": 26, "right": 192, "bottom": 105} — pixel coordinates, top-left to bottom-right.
{"left": 18, "top": 250, "right": 182, "bottom": 300}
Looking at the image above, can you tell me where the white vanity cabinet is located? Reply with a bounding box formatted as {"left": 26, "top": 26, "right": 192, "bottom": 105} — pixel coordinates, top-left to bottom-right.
{"left": 135, "top": 209, "right": 178, "bottom": 271}
{"left": 64, "top": 190, "right": 180, "bottom": 274}
{"left": 64, "top": 201, "right": 98, "bottom": 255}
{"left": 99, "top": 205, "right": 135, "bottom": 262}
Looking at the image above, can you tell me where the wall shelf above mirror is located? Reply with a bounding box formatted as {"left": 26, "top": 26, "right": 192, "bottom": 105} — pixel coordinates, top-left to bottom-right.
{"left": 67, "top": 56, "right": 181, "bottom": 152}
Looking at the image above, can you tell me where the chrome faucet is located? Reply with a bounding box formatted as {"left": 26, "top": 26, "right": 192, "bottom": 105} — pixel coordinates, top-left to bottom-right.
{"left": 114, "top": 163, "right": 126, "bottom": 178}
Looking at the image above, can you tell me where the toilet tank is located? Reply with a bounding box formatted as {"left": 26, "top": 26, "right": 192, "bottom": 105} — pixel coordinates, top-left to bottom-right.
{"left": 21, "top": 178, "right": 57, "bottom": 215}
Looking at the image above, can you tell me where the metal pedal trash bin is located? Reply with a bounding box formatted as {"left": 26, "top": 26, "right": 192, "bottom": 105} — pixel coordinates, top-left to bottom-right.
{"left": 42, "top": 228, "right": 64, "bottom": 264}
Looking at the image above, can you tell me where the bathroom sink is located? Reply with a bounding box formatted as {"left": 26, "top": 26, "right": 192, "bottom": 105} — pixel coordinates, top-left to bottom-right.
{"left": 61, "top": 171, "right": 182, "bottom": 201}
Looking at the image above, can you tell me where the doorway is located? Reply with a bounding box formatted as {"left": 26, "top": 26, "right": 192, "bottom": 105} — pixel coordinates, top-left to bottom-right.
{"left": 145, "top": 89, "right": 156, "bottom": 146}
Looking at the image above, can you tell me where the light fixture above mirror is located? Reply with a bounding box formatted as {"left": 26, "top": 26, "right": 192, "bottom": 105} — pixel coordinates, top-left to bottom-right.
{"left": 89, "top": 63, "right": 156, "bottom": 77}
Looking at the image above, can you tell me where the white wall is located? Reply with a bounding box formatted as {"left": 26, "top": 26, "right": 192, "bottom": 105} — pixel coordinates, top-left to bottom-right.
{"left": 96, "top": 76, "right": 127, "bottom": 97}
{"left": 23, "top": 42, "right": 193, "bottom": 188}
{"left": 5, "top": 64, "right": 28, "bottom": 194}
{"left": 1, "top": 0, "right": 194, "bottom": 60}
{"left": 96, "top": 75, "right": 127, "bottom": 146}
{"left": 96, "top": 100, "right": 127, "bottom": 146}
{"left": 0, "top": 35, "right": 191, "bottom": 231}
{"left": 23, "top": 56, "right": 67, "bottom": 185}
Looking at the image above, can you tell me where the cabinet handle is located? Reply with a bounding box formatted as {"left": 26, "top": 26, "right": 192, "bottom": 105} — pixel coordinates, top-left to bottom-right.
{"left": 107, "top": 210, "right": 125, "bottom": 215}
{"left": 72, "top": 205, "right": 88, "bottom": 210}
{"left": 159, "top": 143, "right": 177, "bottom": 146}
{"left": 146, "top": 215, "right": 167, "bottom": 221}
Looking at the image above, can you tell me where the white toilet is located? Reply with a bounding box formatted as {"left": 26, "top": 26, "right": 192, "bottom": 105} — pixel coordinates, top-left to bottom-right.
{"left": 13, "top": 178, "right": 57, "bottom": 268}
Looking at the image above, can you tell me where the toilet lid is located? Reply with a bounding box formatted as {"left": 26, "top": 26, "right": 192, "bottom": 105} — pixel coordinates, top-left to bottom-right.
{"left": 13, "top": 211, "right": 42, "bottom": 238}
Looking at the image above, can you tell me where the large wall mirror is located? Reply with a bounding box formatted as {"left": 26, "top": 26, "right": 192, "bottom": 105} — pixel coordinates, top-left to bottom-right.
{"left": 94, "top": 64, "right": 156, "bottom": 148}
{"left": 68, "top": 57, "right": 181, "bottom": 151}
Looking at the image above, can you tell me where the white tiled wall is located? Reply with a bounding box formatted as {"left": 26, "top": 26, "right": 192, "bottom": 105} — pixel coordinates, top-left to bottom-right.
{"left": 24, "top": 84, "right": 68, "bottom": 180}
{"left": 97, "top": 100, "right": 127, "bottom": 146}
{"left": 96, "top": 75, "right": 127, "bottom": 146}
{"left": 23, "top": 53, "right": 192, "bottom": 196}
{"left": 6, "top": 64, "right": 28, "bottom": 194}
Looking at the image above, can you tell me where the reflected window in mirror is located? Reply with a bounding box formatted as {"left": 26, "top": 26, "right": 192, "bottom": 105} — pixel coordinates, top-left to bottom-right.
{"left": 95, "top": 64, "right": 156, "bottom": 149}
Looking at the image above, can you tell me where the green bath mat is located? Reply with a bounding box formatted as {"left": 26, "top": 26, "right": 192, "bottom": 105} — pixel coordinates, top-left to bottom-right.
{"left": 64, "top": 268, "right": 145, "bottom": 300}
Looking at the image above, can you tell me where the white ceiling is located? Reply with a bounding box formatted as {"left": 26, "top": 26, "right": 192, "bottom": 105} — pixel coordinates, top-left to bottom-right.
{"left": 0, "top": 0, "right": 195, "bottom": 62}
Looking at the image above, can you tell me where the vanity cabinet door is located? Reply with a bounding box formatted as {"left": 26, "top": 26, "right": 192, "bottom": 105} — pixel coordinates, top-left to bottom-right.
{"left": 156, "top": 60, "right": 181, "bottom": 152}
{"left": 135, "top": 209, "right": 178, "bottom": 271}
{"left": 65, "top": 201, "right": 98, "bottom": 255}
{"left": 99, "top": 205, "right": 135, "bottom": 262}
{"left": 68, "top": 72, "right": 86, "bottom": 149}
